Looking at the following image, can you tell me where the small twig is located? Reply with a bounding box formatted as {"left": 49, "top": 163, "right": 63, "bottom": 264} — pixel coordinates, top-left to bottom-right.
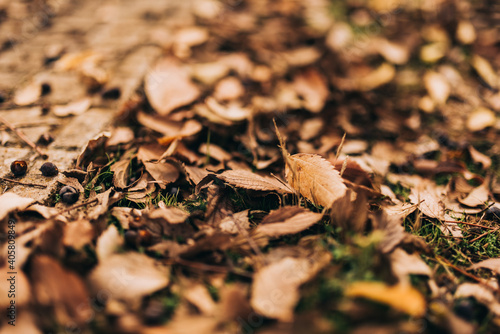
{"left": 0, "top": 114, "right": 48, "bottom": 158}
{"left": 443, "top": 220, "right": 496, "bottom": 230}
{"left": 50, "top": 198, "right": 99, "bottom": 218}
{"left": 470, "top": 228, "right": 499, "bottom": 243}
{"left": 437, "top": 256, "right": 483, "bottom": 284}
{"left": 0, "top": 177, "right": 47, "bottom": 188}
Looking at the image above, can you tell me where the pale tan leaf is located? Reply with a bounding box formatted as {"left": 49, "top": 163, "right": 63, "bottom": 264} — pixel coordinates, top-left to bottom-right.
{"left": 216, "top": 169, "right": 293, "bottom": 194}
{"left": 424, "top": 71, "right": 450, "bottom": 105}
{"left": 345, "top": 281, "right": 426, "bottom": 317}
{"left": 357, "top": 63, "right": 395, "bottom": 91}
{"left": 89, "top": 252, "right": 169, "bottom": 304}
{"left": 0, "top": 193, "right": 36, "bottom": 221}
{"left": 250, "top": 256, "right": 325, "bottom": 321}
{"left": 468, "top": 145, "right": 492, "bottom": 169}
{"left": 213, "top": 76, "right": 244, "bottom": 101}
{"left": 456, "top": 21, "right": 476, "bottom": 44}
{"left": 253, "top": 206, "right": 323, "bottom": 237}
{"left": 458, "top": 182, "right": 489, "bottom": 207}
{"left": 205, "top": 97, "right": 251, "bottom": 121}
{"left": 13, "top": 80, "right": 42, "bottom": 106}
{"left": 184, "top": 284, "right": 217, "bottom": 316}
{"left": 0, "top": 267, "right": 30, "bottom": 308}
{"left": 285, "top": 153, "right": 347, "bottom": 208}
{"left": 96, "top": 224, "right": 123, "bottom": 262}
{"left": 53, "top": 98, "right": 91, "bottom": 117}
{"left": 471, "top": 54, "right": 498, "bottom": 89}
{"left": 455, "top": 283, "right": 500, "bottom": 316}
{"left": 292, "top": 68, "right": 329, "bottom": 113}
{"left": 466, "top": 107, "right": 496, "bottom": 132}
{"left": 469, "top": 258, "right": 500, "bottom": 276}
{"left": 145, "top": 57, "right": 201, "bottom": 116}
{"left": 390, "top": 248, "right": 432, "bottom": 284}
{"left": 148, "top": 207, "right": 189, "bottom": 224}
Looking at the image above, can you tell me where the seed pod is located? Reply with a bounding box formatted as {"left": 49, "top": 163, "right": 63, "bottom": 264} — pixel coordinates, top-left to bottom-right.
{"left": 40, "top": 162, "right": 59, "bottom": 177}
{"left": 10, "top": 160, "right": 27, "bottom": 177}
{"left": 59, "top": 185, "right": 79, "bottom": 204}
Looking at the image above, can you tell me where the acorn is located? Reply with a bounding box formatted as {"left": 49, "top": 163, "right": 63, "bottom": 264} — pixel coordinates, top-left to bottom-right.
{"left": 59, "top": 185, "right": 79, "bottom": 204}
{"left": 10, "top": 160, "right": 27, "bottom": 177}
{"left": 40, "top": 162, "right": 59, "bottom": 177}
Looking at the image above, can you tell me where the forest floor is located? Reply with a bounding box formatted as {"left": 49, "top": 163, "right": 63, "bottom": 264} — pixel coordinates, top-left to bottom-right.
{"left": 1, "top": 0, "right": 500, "bottom": 333}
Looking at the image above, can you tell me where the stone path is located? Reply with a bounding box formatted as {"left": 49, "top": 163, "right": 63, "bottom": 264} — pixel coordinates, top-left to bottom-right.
{"left": 0, "top": 0, "right": 194, "bottom": 203}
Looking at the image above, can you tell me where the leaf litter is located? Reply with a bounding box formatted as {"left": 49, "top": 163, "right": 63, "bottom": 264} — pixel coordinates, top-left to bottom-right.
{"left": 1, "top": 1, "right": 500, "bottom": 333}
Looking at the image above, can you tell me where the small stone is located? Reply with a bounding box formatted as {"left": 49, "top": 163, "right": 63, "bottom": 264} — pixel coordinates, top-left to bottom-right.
{"left": 10, "top": 160, "right": 27, "bottom": 177}
{"left": 40, "top": 162, "right": 59, "bottom": 177}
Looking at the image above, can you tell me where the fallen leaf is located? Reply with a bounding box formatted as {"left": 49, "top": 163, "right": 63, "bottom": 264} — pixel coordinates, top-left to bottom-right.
{"left": 13, "top": 80, "right": 42, "bottom": 106}
{"left": 96, "top": 224, "right": 123, "bottom": 262}
{"left": 424, "top": 71, "right": 450, "bottom": 105}
{"left": 471, "top": 54, "right": 498, "bottom": 89}
{"left": 389, "top": 248, "right": 432, "bottom": 284}
{"left": 456, "top": 21, "right": 476, "bottom": 44}
{"left": 458, "top": 182, "right": 489, "bottom": 207}
{"left": 469, "top": 258, "right": 500, "bottom": 276}
{"left": 205, "top": 97, "right": 252, "bottom": 122}
{"left": 215, "top": 169, "right": 293, "bottom": 194}
{"left": 253, "top": 206, "right": 323, "bottom": 237}
{"left": 63, "top": 219, "right": 94, "bottom": 249}
{"left": 0, "top": 193, "right": 36, "bottom": 221}
{"left": 31, "top": 255, "right": 92, "bottom": 325}
{"left": 143, "top": 161, "right": 179, "bottom": 189}
{"left": 145, "top": 57, "right": 201, "bottom": 115}
{"left": 292, "top": 68, "right": 329, "bottom": 113}
{"left": 251, "top": 256, "right": 327, "bottom": 321}
{"left": 455, "top": 283, "right": 500, "bottom": 316}
{"left": 89, "top": 252, "right": 169, "bottom": 304}
{"left": 357, "top": 63, "right": 395, "bottom": 91}
{"left": 345, "top": 281, "right": 426, "bottom": 317}
{"left": 213, "top": 76, "right": 244, "bottom": 101}
{"left": 52, "top": 98, "right": 91, "bottom": 117}
{"left": 184, "top": 283, "right": 217, "bottom": 316}
{"left": 284, "top": 153, "right": 347, "bottom": 208}
{"left": 468, "top": 145, "right": 492, "bottom": 169}
{"left": 466, "top": 107, "right": 496, "bottom": 132}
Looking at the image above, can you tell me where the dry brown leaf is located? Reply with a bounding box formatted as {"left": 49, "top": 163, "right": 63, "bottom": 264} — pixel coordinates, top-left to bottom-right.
{"left": 0, "top": 193, "right": 36, "bottom": 221}
{"left": 89, "top": 252, "right": 169, "bottom": 304}
{"left": 253, "top": 206, "right": 323, "bottom": 237}
{"left": 468, "top": 145, "right": 492, "bottom": 169}
{"left": 215, "top": 169, "right": 293, "bottom": 194}
{"left": 424, "top": 71, "right": 450, "bottom": 105}
{"left": 292, "top": 68, "right": 329, "bottom": 113}
{"left": 52, "top": 98, "right": 91, "bottom": 117}
{"left": 345, "top": 281, "right": 426, "bottom": 317}
{"left": 469, "top": 258, "right": 500, "bottom": 276}
{"left": 376, "top": 38, "right": 409, "bottom": 65}
{"left": 284, "top": 153, "right": 347, "bottom": 208}
{"left": 145, "top": 57, "right": 201, "bottom": 116}
{"left": 95, "top": 224, "right": 123, "bottom": 262}
{"left": 31, "top": 255, "right": 92, "bottom": 326}
{"left": 13, "top": 80, "right": 42, "bottom": 106}
{"left": 205, "top": 97, "right": 252, "bottom": 122}
{"left": 148, "top": 206, "right": 189, "bottom": 224}
{"left": 455, "top": 283, "right": 500, "bottom": 316}
{"left": 458, "top": 182, "right": 489, "bottom": 207}
{"left": 63, "top": 219, "right": 94, "bottom": 249}
{"left": 143, "top": 161, "right": 179, "bottom": 189}
{"left": 353, "top": 63, "right": 395, "bottom": 91}
{"left": 389, "top": 248, "right": 432, "bottom": 284}
{"left": 471, "top": 54, "right": 498, "bottom": 89}
{"left": 183, "top": 284, "right": 217, "bottom": 316}
{"left": 106, "top": 127, "right": 134, "bottom": 147}
{"left": 250, "top": 256, "right": 326, "bottom": 321}
{"left": 466, "top": 107, "right": 496, "bottom": 132}
{"left": 213, "top": 76, "right": 244, "bottom": 101}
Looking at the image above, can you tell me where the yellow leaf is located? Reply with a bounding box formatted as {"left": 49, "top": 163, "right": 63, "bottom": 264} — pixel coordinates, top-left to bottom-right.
{"left": 345, "top": 281, "right": 426, "bottom": 317}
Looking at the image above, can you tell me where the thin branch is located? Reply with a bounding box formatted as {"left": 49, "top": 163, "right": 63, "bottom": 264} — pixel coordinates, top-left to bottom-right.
{"left": 0, "top": 114, "right": 48, "bottom": 158}
{"left": 0, "top": 177, "right": 47, "bottom": 188}
{"left": 49, "top": 198, "right": 99, "bottom": 218}
{"left": 443, "top": 220, "right": 496, "bottom": 230}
